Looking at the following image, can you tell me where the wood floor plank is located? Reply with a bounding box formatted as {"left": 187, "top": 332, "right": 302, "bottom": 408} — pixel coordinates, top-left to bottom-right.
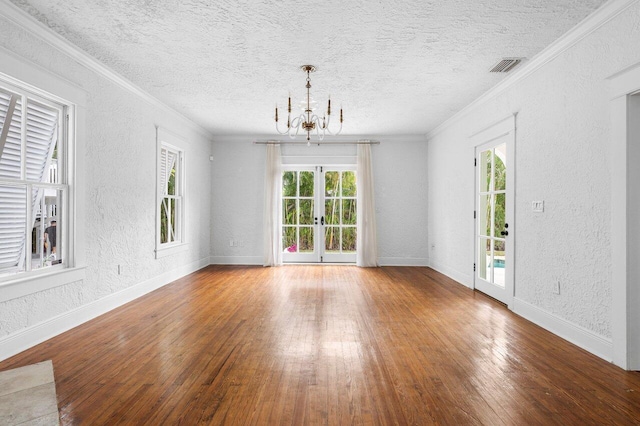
{"left": 2, "top": 265, "right": 640, "bottom": 425}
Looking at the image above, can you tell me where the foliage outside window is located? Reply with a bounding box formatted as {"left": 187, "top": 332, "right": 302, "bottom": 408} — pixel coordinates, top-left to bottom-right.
{"left": 156, "top": 129, "right": 185, "bottom": 257}
{"left": 0, "top": 82, "right": 70, "bottom": 280}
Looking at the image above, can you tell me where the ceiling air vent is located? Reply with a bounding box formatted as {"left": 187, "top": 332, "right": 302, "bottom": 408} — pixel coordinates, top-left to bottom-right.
{"left": 489, "top": 57, "right": 524, "bottom": 73}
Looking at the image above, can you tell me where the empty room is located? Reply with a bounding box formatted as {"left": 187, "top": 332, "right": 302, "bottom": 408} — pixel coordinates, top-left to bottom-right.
{"left": 1, "top": 0, "right": 640, "bottom": 424}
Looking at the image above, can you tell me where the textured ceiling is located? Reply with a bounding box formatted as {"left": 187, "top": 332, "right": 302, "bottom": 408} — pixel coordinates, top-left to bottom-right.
{"left": 9, "top": 0, "right": 607, "bottom": 137}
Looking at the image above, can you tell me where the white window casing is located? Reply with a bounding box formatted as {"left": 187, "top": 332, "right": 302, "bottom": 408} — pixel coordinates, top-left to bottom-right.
{"left": 0, "top": 84, "right": 69, "bottom": 280}
{"left": 0, "top": 49, "right": 85, "bottom": 302}
{"left": 155, "top": 127, "right": 187, "bottom": 258}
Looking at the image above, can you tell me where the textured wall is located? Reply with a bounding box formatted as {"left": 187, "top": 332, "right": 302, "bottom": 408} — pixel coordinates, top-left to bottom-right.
{"left": 427, "top": 3, "right": 640, "bottom": 339}
{"left": 210, "top": 136, "right": 428, "bottom": 265}
{"left": 0, "top": 15, "right": 212, "bottom": 338}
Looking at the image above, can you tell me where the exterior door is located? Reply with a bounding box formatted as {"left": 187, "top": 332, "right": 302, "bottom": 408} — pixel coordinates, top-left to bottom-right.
{"left": 473, "top": 116, "right": 515, "bottom": 307}
{"left": 282, "top": 166, "right": 356, "bottom": 263}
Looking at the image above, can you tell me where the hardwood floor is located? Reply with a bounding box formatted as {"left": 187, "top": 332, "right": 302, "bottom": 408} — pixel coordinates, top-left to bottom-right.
{"left": 1, "top": 265, "right": 640, "bottom": 425}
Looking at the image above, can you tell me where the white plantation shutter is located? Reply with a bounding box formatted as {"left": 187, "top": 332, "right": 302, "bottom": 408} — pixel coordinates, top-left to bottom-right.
{"left": 0, "top": 90, "right": 23, "bottom": 180}
{"left": 0, "top": 88, "right": 59, "bottom": 273}
{"left": 0, "top": 186, "right": 26, "bottom": 270}
{"left": 26, "top": 101, "right": 58, "bottom": 182}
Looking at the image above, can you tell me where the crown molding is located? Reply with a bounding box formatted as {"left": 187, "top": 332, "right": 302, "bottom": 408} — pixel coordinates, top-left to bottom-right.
{"left": 0, "top": 0, "right": 213, "bottom": 140}
{"left": 426, "top": 0, "right": 639, "bottom": 140}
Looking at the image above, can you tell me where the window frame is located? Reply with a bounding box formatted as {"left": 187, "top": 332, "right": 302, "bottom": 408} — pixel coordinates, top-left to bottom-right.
{"left": 155, "top": 127, "right": 187, "bottom": 258}
{"left": 0, "top": 77, "right": 74, "bottom": 283}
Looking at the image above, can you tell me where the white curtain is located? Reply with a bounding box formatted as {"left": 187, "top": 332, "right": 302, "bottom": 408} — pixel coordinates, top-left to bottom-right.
{"left": 263, "top": 144, "right": 282, "bottom": 266}
{"left": 356, "top": 144, "right": 379, "bottom": 267}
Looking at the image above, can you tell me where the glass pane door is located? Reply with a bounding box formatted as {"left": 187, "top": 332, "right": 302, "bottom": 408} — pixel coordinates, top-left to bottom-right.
{"left": 281, "top": 166, "right": 357, "bottom": 263}
{"left": 282, "top": 169, "right": 319, "bottom": 262}
{"left": 323, "top": 170, "right": 357, "bottom": 263}
{"left": 476, "top": 140, "right": 509, "bottom": 301}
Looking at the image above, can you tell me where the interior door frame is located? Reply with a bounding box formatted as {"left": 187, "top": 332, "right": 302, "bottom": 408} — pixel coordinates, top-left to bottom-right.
{"left": 609, "top": 61, "right": 640, "bottom": 370}
{"left": 471, "top": 114, "right": 516, "bottom": 309}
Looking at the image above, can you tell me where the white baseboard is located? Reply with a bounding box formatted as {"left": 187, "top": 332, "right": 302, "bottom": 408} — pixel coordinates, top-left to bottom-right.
{"left": 428, "top": 261, "right": 472, "bottom": 288}
{"left": 0, "top": 257, "right": 210, "bottom": 362}
{"left": 378, "top": 257, "right": 429, "bottom": 267}
{"left": 512, "top": 297, "right": 613, "bottom": 362}
{"left": 210, "top": 256, "right": 263, "bottom": 265}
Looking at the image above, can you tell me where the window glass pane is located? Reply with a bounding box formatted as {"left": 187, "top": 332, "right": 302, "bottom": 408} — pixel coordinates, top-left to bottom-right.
{"left": 479, "top": 195, "right": 490, "bottom": 237}
{"left": 325, "top": 171, "right": 339, "bottom": 197}
{"left": 167, "top": 164, "right": 176, "bottom": 196}
{"left": 494, "top": 144, "right": 506, "bottom": 191}
{"left": 342, "top": 227, "right": 356, "bottom": 252}
{"left": 342, "top": 199, "right": 356, "bottom": 225}
{"left": 342, "top": 171, "right": 357, "bottom": 197}
{"left": 0, "top": 93, "right": 23, "bottom": 180}
{"left": 0, "top": 185, "right": 26, "bottom": 274}
{"left": 282, "top": 171, "right": 297, "bottom": 197}
{"left": 25, "top": 100, "right": 58, "bottom": 182}
{"left": 325, "top": 227, "right": 340, "bottom": 252}
{"left": 283, "top": 227, "right": 297, "bottom": 252}
{"left": 33, "top": 187, "right": 62, "bottom": 270}
{"left": 493, "top": 193, "right": 505, "bottom": 238}
{"left": 478, "top": 238, "right": 491, "bottom": 281}
{"left": 47, "top": 149, "right": 59, "bottom": 184}
{"left": 325, "top": 200, "right": 339, "bottom": 225}
{"left": 160, "top": 198, "right": 169, "bottom": 243}
{"left": 283, "top": 199, "right": 297, "bottom": 225}
{"left": 494, "top": 240, "right": 506, "bottom": 288}
{"left": 299, "top": 171, "right": 314, "bottom": 197}
{"left": 170, "top": 198, "right": 176, "bottom": 242}
{"left": 299, "top": 199, "right": 313, "bottom": 225}
{"left": 479, "top": 149, "right": 492, "bottom": 192}
{"left": 299, "top": 227, "right": 314, "bottom": 252}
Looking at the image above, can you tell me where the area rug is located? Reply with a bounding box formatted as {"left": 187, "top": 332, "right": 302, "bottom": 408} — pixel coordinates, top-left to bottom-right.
{"left": 0, "top": 360, "right": 60, "bottom": 425}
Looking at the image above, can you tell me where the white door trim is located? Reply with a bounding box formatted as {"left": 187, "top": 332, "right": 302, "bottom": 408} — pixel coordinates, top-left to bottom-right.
{"left": 608, "top": 61, "right": 640, "bottom": 370}
{"left": 471, "top": 114, "right": 516, "bottom": 309}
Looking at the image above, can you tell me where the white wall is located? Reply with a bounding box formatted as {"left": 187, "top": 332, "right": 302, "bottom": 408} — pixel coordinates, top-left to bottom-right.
{"left": 0, "top": 9, "right": 212, "bottom": 360}
{"left": 427, "top": 1, "right": 640, "bottom": 360}
{"left": 210, "top": 135, "right": 428, "bottom": 266}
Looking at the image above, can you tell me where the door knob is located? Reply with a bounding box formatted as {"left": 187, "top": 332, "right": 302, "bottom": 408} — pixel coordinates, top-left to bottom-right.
{"left": 500, "top": 230, "right": 508, "bottom": 236}
{"left": 321, "top": 216, "right": 325, "bottom": 225}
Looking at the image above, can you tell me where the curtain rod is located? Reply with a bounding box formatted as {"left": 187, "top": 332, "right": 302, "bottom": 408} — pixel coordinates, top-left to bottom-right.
{"left": 253, "top": 140, "right": 380, "bottom": 145}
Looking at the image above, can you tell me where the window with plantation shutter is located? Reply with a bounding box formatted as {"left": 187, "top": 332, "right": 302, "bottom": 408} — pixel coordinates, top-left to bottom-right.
{"left": 155, "top": 128, "right": 186, "bottom": 258}
{"left": 0, "top": 82, "right": 69, "bottom": 281}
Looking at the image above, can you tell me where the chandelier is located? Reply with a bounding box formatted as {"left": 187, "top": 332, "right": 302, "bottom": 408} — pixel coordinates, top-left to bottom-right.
{"left": 274, "top": 65, "right": 343, "bottom": 141}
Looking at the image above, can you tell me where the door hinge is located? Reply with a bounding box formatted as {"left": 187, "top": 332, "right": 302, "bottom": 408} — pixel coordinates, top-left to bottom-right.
{"left": 321, "top": 256, "right": 324, "bottom": 263}
{"left": 474, "top": 210, "right": 476, "bottom": 219}
{"left": 320, "top": 166, "right": 323, "bottom": 173}
{"left": 474, "top": 158, "right": 477, "bottom": 167}
{"left": 473, "top": 263, "right": 476, "bottom": 272}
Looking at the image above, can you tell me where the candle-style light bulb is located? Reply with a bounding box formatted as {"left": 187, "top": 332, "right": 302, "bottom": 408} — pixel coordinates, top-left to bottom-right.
{"left": 288, "top": 96, "right": 291, "bottom": 113}
{"left": 327, "top": 97, "right": 331, "bottom": 116}
{"left": 340, "top": 108, "right": 343, "bottom": 123}
{"left": 275, "top": 104, "right": 278, "bottom": 122}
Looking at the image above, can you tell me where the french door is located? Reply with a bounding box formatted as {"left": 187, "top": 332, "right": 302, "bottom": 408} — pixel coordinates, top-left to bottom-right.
{"left": 282, "top": 166, "right": 357, "bottom": 263}
{"left": 473, "top": 116, "right": 515, "bottom": 307}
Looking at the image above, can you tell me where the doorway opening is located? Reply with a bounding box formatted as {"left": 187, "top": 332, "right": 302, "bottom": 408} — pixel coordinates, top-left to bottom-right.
{"left": 472, "top": 115, "right": 515, "bottom": 307}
